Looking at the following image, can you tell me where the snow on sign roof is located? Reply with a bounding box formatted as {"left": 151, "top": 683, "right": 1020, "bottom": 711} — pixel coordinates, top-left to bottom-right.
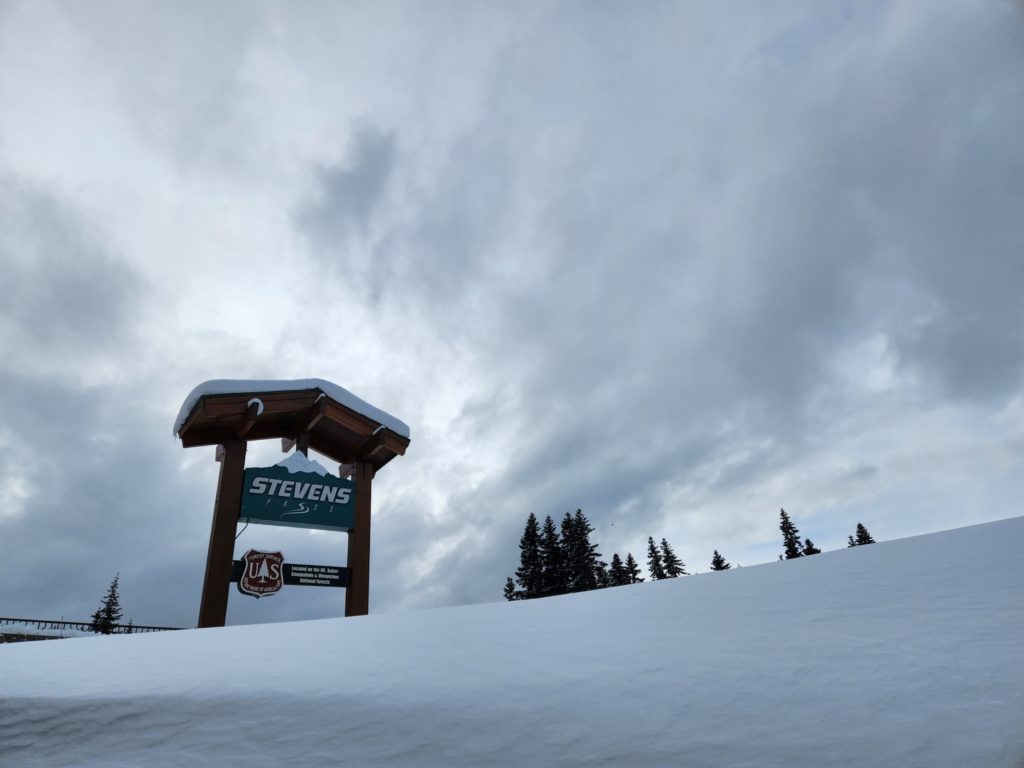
{"left": 173, "top": 379, "right": 410, "bottom": 439}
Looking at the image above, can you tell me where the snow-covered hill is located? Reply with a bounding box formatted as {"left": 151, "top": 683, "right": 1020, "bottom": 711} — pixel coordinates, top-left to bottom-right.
{"left": 2, "top": 517, "right": 1022, "bottom": 767}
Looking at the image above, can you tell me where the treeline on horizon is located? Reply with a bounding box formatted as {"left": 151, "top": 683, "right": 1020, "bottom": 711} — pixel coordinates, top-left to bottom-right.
{"left": 504, "top": 507, "right": 876, "bottom": 601}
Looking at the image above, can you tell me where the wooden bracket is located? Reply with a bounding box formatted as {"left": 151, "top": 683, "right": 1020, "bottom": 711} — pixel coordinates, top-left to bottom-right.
{"left": 282, "top": 399, "right": 327, "bottom": 452}
{"left": 234, "top": 401, "right": 261, "bottom": 439}
{"left": 354, "top": 427, "right": 388, "bottom": 462}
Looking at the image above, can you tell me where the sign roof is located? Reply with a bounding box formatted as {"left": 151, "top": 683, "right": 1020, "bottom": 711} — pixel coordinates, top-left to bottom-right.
{"left": 174, "top": 380, "right": 410, "bottom": 469}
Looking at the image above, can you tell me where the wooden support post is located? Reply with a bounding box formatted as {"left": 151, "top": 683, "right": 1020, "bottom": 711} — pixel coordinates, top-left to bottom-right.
{"left": 295, "top": 432, "right": 310, "bottom": 456}
{"left": 345, "top": 460, "right": 374, "bottom": 617}
{"left": 198, "top": 439, "right": 247, "bottom": 628}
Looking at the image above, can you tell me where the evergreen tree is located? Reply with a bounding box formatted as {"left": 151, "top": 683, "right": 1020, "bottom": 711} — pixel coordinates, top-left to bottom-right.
{"left": 503, "top": 576, "right": 520, "bottom": 601}
{"left": 594, "top": 556, "right": 609, "bottom": 589}
{"left": 847, "top": 535, "right": 857, "bottom": 548}
{"left": 660, "top": 538, "right": 687, "bottom": 577}
{"left": 624, "top": 552, "right": 644, "bottom": 583}
{"left": 802, "top": 538, "right": 821, "bottom": 556}
{"left": 608, "top": 553, "right": 628, "bottom": 586}
{"left": 560, "top": 512, "right": 579, "bottom": 590}
{"left": 710, "top": 550, "right": 731, "bottom": 571}
{"left": 779, "top": 509, "right": 804, "bottom": 560}
{"left": 514, "top": 513, "right": 543, "bottom": 598}
{"left": 538, "top": 514, "right": 565, "bottom": 597}
{"left": 647, "top": 536, "right": 666, "bottom": 580}
{"left": 89, "top": 574, "right": 123, "bottom": 635}
{"left": 854, "top": 523, "right": 876, "bottom": 545}
{"left": 561, "top": 509, "right": 602, "bottom": 593}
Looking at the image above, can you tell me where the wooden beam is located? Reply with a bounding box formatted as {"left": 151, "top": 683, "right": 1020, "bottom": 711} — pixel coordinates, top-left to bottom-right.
{"left": 289, "top": 398, "right": 327, "bottom": 438}
{"left": 177, "top": 401, "right": 207, "bottom": 440}
{"left": 323, "top": 400, "right": 381, "bottom": 438}
{"left": 234, "top": 401, "right": 261, "bottom": 439}
{"left": 198, "top": 439, "right": 246, "bottom": 628}
{"left": 345, "top": 460, "right": 374, "bottom": 617}
{"left": 281, "top": 399, "right": 326, "bottom": 455}
{"left": 201, "top": 391, "right": 318, "bottom": 420}
{"left": 354, "top": 429, "right": 388, "bottom": 461}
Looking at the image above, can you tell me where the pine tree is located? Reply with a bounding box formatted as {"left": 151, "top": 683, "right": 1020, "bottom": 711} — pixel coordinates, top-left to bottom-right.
{"left": 538, "top": 515, "right": 565, "bottom": 597}
{"left": 660, "top": 538, "right": 687, "bottom": 577}
{"left": 561, "top": 509, "right": 602, "bottom": 593}
{"left": 779, "top": 509, "right": 804, "bottom": 560}
{"left": 514, "top": 513, "right": 543, "bottom": 598}
{"left": 560, "top": 512, "right": 579, "bottom": 590}
{"left": 503, "top": 576, "right": 520, "bottom": 601}
{"left": 710, "top": 550, "right": 731, "bottom": 571}
{"left": 847, "top": 535, "right": 857, "bottom": 548}
{"left": 647, "top": 536, "right": 666, "bottom": 580}
{"left": 89, "top": 574, "right": 123, "bottom": 635}
{"left": 802, "top": 538, "right": 821, "bottom": 556}
{"left": 624, "top": 552, "right": 644, "bottom": 583}
{"left": 608, "top": 553, "right": 628, "bottom": 586}
{"left": 855, "top": 523, "right": 876, "bottom": 545}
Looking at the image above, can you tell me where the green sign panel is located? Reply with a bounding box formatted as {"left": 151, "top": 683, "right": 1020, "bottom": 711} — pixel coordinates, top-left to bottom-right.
{"left": 240, "top": 466, "right": 355, "bottom": 531}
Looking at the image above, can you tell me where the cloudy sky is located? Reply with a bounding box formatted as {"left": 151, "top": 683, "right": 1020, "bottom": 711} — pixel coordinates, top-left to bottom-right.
{"left": 1, "top": 1, "right": 1021, "bottom": 628}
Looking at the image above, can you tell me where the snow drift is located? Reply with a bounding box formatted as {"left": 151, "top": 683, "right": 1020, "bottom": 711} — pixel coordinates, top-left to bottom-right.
{"left": 2, "top": 516, "right": 1022, "bottom": 767}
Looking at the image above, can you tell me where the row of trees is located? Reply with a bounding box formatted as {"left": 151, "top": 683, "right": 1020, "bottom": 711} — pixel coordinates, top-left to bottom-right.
{"left": 504, "top": 510, "right": 732, "bottom": 601}
{"left": 505, "top": 508, "right": 877, "bottom": 600}
{"left": 778, "top": 508, "right": 875, "bottom": 559}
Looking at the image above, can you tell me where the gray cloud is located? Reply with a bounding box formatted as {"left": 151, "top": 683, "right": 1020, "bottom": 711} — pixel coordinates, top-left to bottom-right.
{"left": 293, "top": 2, "right": 1024, "bottom": 606}
{"left": 1, "top": 2, "right": 1022, "bottom": 626}
{"left": 0, "top": 372, "right": 201, "bottom": 625}
{"left": 295, "top": 128, "right": 397, "bottom": 298}
{"left": 0, "top": 179, "right": 139, "bottom": 358}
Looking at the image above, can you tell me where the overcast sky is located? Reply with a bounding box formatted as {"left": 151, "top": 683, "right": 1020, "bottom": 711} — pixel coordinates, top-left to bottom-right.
{"left": 1, "top": 1, "right": 1022, "bottom": 628}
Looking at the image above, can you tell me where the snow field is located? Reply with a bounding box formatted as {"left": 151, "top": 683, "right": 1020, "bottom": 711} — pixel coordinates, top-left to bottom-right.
{"left": 1, "top": 516, "right": 1022, "bottom": 767}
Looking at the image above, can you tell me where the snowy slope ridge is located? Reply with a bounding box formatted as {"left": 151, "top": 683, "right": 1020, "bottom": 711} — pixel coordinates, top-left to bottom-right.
{"left": 2, "top": 518, "right": 1023, "bottom": 767}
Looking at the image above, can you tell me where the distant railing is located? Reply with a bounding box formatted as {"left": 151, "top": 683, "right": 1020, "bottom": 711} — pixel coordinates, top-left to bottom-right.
{"left": 0, "top": 616, "right": 182, "bottom": 635}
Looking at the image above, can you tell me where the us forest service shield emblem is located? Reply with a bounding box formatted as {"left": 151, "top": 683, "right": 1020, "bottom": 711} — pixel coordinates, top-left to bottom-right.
{"left": 238, "top": 549, "right": 284, "bottom": 598}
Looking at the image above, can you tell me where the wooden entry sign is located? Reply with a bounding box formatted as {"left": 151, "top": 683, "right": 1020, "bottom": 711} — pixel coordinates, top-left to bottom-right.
{"left": 174, "top": 379, "right": 409, "bottom": 628}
